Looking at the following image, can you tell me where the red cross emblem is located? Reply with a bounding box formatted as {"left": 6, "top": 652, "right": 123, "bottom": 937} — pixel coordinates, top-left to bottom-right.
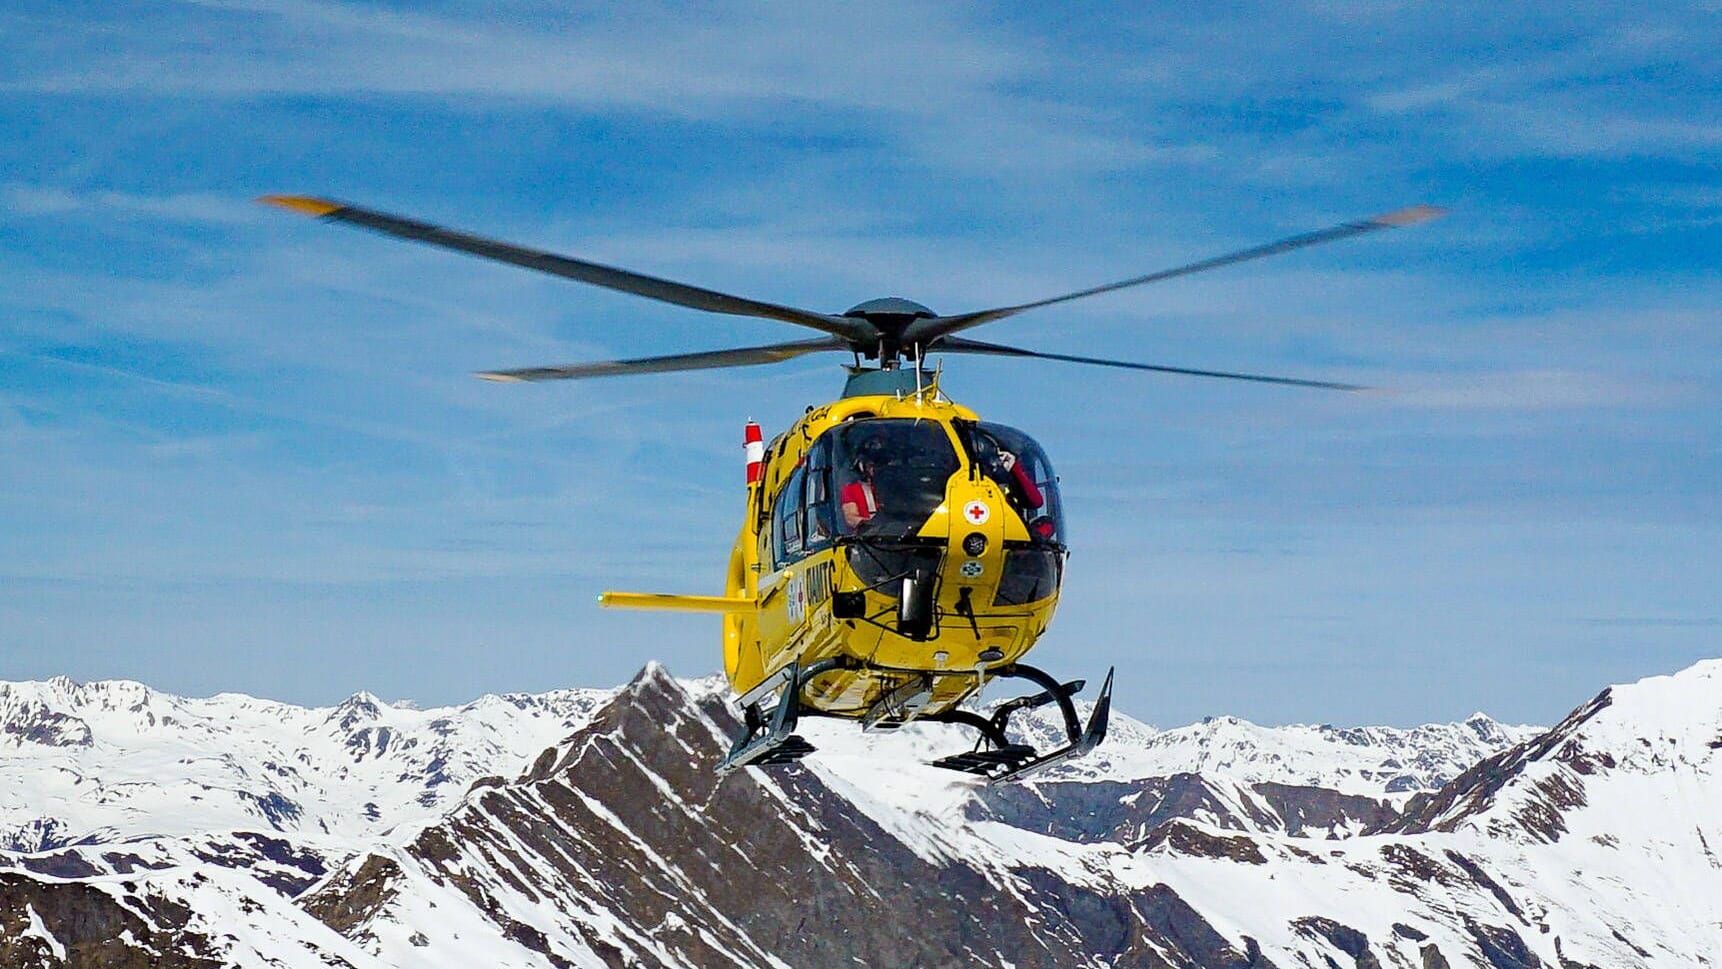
{"left": 962, "top": 500, "right": 991, "bottom": 525}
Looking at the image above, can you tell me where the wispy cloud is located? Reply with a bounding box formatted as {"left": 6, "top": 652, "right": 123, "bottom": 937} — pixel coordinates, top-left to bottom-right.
{"left": 1360, "top": 22, "right": 1721, "bottom": 158}
{"left": 6, "top": 0, "right": 1184, "bottom": 175}
{"left": 3, "top": 184, "right": 266, "bottom": 225}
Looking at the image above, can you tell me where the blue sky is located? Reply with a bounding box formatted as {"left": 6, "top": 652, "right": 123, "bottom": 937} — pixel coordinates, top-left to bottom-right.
{"left": 2, "top": 1, "right": 1717, "bottom": 727}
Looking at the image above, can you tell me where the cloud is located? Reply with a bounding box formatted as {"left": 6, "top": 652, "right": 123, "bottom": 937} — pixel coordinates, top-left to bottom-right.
{"left": 3, "top": 0, "right": 1716, "bottom": 723}
{"left": 6, "top": 0, "right": 1182, "bottom": 176}
{"left": 2, "top": 184, "right": 265, "bottom": 225}
{"left": 1359, "top": 23, "right": 1721, "bottom": 159}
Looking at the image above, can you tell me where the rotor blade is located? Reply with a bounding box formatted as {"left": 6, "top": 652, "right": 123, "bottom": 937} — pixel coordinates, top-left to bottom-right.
{"left": 904, "top": 205, "right": 1445, "bottom": 343}
{"left": 258, "top": 196, "right": 868, "bottom": 341}
{"left": 933, "top": 336, "right": 1365, "bottom": 391}
{"left": 476, "top": 336, "right": 848, "bottom": 382}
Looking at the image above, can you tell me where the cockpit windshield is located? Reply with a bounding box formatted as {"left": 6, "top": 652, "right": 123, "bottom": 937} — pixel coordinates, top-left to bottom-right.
{"left": 768, "top": 417, "right": 1059, "bottom": 576}
{"left": 955, "top": 421, "right": 1063, "bottom": 545}
{"left": 830, "top": 419, "right": 961, "bottom": 541}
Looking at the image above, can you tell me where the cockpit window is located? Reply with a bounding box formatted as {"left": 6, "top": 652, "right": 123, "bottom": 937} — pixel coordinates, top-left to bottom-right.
{"left": 830, "top": 419, "right": 961, "bottom": 541}
{"left": 955, "top": 421, "right": 1063, "bottom": 545}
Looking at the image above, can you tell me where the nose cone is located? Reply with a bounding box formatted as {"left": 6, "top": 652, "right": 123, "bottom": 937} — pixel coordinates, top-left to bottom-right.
{"left": 843, "top": 297, "right": 936, "bottom": 319}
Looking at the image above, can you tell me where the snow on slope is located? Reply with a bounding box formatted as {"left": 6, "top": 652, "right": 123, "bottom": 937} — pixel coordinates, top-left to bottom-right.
{"left": 287, "top": 658, "right": 1722, "bottom": 968}
{"left": 5, "top": 659, "right": 1721, "bottom": 968}
{"left": 791, "top": 700, "right": 1538, "bottom": 852}
{"left": 718, "top": 661, "right": 1722, "bottom": 966}
{"left": 0, "top": 671, "right": 1530, "bottom": 854}
{"left": 992, "top": 703, "right": 1537, "bottom": 796}
{"left": 968, "top": 660, "right": 1722, "bottom": 966}
{"left": 0, "top": 676, "right": 618, "bottom": 850}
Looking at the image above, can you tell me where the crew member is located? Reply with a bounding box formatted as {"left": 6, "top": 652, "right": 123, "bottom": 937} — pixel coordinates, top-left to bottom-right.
{"left": 841, "top": 439, "right": 885, "bottom": 531}
{"left": 998, "top": 449, "right": 1044, "bottom": 510}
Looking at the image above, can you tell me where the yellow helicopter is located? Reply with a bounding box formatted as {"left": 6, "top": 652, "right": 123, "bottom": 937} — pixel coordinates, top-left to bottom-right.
{"left": 261, "top": 195, "right": 1441, "bottom": 780}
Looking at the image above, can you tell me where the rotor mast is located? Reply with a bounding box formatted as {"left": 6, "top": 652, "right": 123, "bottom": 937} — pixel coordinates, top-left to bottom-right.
{"left": 837, "top": 296, "right": 939, "bottom": 396}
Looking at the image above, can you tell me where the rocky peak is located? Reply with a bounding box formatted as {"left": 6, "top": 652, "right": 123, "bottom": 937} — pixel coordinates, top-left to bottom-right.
{"left": 1389, "top": 661, "right": 1722, "bottom": 845}
{"left": 1388, "top": 689, "right": 1616, "bottom": 841}
{"left": 304, "top": 663, "right": 1271, "bottom": 969}
{"left": 39, "top": 676, "right": 159, "bottom": 712}
{"left": 514, "top": 659, "right": 720, "bottom": 787}
{"left": 326, "top": 691, "right": 384, "bottom": 733}
{"left": 0, "top": 685, "right": 94, "bottom": 750}
{"left": 1463, "top": 712, "right": 1504, "bottom": 734}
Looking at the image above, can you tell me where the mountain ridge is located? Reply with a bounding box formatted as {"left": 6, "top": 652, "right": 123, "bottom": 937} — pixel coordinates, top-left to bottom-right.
{"left": 3, "top": 658, "right": 1719, "bottom": 966}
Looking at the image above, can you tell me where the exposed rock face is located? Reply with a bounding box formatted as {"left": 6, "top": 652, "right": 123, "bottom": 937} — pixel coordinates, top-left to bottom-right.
{"left": 0, "top": 831, "right": 334, "bottom": 897}
{"left": 3, "top": 658, "right": 1721, "bottom": 968}
{"left": 0, "top": 819, "right": 87, "bottom": 855}
{"left": 0, "top": 873, "right": 224, "bottom": 969}
{"left": 969, "top": 773, "right": 1397, "bottom": 842}
{"left": 0, "top": 705, "right": 93, "bottom": 749}
{"left": 302, "top": 666, "right": 1269, "bottom": 968}
{"left": 1387, "top": 689, "right": 1616, "bottom": 839}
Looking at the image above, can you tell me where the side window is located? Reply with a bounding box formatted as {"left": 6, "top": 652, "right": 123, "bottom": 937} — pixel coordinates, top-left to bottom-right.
{"left": 958, "top": 421, "right": 1063, "bottom": 545}
{"left": 803, "top": 436, "right": 834, "bottom": 553}
{"left": 773, "top": 466, "right": 806, "bottom": 567}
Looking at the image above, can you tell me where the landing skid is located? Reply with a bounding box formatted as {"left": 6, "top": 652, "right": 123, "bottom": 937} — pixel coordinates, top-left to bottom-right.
{"left": 927, "top": 664, "right": 1113, "bottom": 782}
{"left": 717, "top": 659, "right": 842, "bottom": 774}
{"left": 719, "top": 659, "right": 1111, "bottom": 782}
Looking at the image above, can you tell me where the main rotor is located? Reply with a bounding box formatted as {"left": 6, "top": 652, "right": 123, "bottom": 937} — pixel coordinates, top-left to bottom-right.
{"left": 259, "top": 195, "right": 1444, "bottom": 392}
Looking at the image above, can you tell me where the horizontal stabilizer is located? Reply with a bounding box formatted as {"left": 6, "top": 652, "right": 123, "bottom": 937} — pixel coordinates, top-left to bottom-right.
{"left": 598, "top": 592, "right": 757, "bottom": 614}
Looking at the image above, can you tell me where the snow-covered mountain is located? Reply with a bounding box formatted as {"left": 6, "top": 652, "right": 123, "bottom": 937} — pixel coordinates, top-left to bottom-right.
{"left": 2, "top": 659, "right": 1718, "bottom": 967}
{"left": 0, "top": 676, "right": 619, "bottom": 851}
{"left": 0, "top": 671, "right": 1527, "bottom": 852}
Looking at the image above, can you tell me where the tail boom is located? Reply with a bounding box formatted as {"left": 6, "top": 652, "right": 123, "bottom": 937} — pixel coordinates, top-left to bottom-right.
{"left": 598, "top": 592, "right": 756, "bottom": 614}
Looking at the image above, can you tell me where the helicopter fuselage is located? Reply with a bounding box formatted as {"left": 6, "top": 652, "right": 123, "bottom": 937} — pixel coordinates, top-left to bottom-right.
{"left": 721, "top": 379, "right": 1066, "bottom": 726}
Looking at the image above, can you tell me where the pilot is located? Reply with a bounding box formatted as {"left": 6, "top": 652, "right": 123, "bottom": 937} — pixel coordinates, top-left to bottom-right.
{"left": 840, "top": 438, "right": 885, "bottom": 531}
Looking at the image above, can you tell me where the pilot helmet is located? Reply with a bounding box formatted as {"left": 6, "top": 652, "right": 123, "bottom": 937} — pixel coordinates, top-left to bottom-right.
{"left": 853, "top": 435, "right": 887, "bottom": 473}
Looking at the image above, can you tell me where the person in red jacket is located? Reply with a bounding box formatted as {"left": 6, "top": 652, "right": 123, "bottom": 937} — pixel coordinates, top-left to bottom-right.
{"left": 998, "top": 448, "right": 1044, "bottom": 510}
{"left": 840, "top": 438, "right": 885, "bottom": 532}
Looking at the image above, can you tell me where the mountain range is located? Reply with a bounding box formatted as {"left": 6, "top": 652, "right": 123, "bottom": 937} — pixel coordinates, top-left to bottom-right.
{"left": 2, "top": 657, "right": 1718, "bottom": 967}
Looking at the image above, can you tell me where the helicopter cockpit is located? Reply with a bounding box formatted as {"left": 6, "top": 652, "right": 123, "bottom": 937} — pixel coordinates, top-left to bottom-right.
{"left": 769, "top": 417, "right": 1064, "bottom": 604}
{"left": 832, "top": 420, "right": 963, "bottom": 540}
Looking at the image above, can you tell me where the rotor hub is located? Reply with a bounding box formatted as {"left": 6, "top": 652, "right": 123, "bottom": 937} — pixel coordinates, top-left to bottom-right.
{"left": 840, "top": 298, "right": 939, "bottom": 364}
{"left": 842, "top": 297, "right": 937, "bottom": 320}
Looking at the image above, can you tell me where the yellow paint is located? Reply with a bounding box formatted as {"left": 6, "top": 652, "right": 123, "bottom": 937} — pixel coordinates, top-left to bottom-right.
{"left": 1374, "top": 204, "right": 1447, "bottom": 227}
{"left": 591, "top": 380, "right": 1066, "bottom": 724}
{"left": 723, "top": 382, "right": 1063, "bottom": 720}
{"left": 256, "top": 195, "right": 342, "bottom": 217}
{"left": 598, "top": 592, "right": 756, "bottom": 613}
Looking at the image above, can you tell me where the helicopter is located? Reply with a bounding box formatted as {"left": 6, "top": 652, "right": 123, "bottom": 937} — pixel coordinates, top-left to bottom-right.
{"left": 261, "top": 194, "right": 1442, "bottom": 781}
